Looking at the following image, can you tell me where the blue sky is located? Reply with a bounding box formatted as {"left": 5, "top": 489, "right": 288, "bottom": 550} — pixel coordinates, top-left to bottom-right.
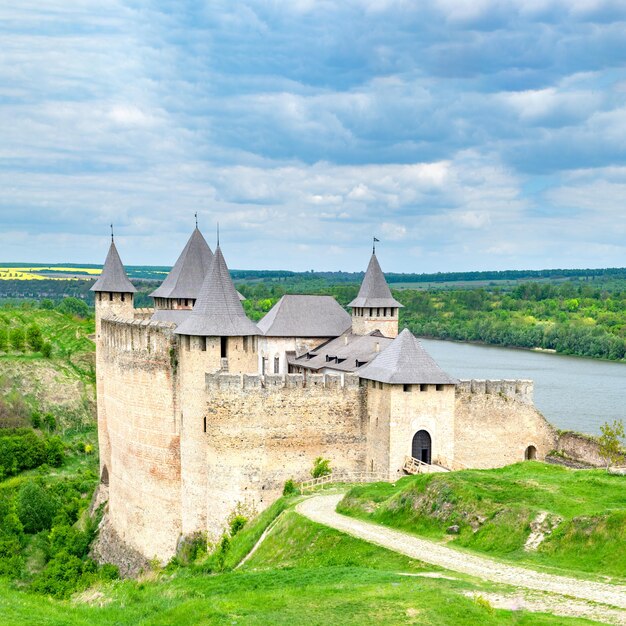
{"left": 1, "top": 0, "right": 625, "bottom": 272}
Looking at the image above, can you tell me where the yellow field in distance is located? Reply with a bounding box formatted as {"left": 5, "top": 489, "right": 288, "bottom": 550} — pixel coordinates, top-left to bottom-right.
{"left": 0, "top": 267, "right": 102, "bottom": 281}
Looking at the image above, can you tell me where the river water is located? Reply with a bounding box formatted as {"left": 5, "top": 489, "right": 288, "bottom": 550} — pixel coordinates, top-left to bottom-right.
{"left": 418, "top": 338, "right": 626, "bottom": 436}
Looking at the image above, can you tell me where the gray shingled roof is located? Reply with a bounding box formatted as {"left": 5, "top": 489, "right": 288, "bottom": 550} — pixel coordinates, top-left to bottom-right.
{"left": 258, "top": 295, "right": 351, "bottom": 337}
{"left": 357, "top": 328, "right": 457, "bottom": 385}
{"left": 90, "top": 242, "right": 137, "bottom": 293}
{"left": 174, "top": 247, "right": 260, "bottom": 337}
{"left": 348, "top": 253, "right": 403, "bottom": 309}
{"left": 290, "top": 331, "right": 393, "bottom": 373}
{"left": 150, "top": 228, "right": 213, "bottom": 299}
{"left": 151, "top": 309, "right": 192, "bottom": 324}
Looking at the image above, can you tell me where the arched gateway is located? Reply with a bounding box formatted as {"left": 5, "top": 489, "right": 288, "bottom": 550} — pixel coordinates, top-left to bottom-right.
{"left": 412, "top": 430, "right": 432, "bottom": 464}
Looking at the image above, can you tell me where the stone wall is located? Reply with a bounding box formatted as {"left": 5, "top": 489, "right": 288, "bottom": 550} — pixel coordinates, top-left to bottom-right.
{"left": 202, "top": 372, "right": 366, "bottom": 539}
{"left": 556, "top": 431, "right": 607, "bottom": 467}
{"left": 351, "top": 313, "right": 398, "bottom": 338}
{"left": 99, "top": 316, "right": 182, "bottom": 562}
{"left": 454, "top": 379, "right": 556, "bottom": 468}
{"left": 258, "top": 336, "right": 327, "bottom": 375}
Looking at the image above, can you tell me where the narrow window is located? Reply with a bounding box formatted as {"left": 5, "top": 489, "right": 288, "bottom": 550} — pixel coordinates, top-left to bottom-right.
{"left": 420, "top": 384, "right": 428, "bottom": 392}
{"left": 403, "top": 384, "right": 411, "bottom": 392}
{"left": 200, "top": 336, "right": 207, "bottom": 351}
{"left": 109, "top": 293, "right": 113, "bottom": 302}
{"left": 378, "top": 381, "right": 383, "bottom": 390}
{"left": 371, "top": 380, "right": 376, "bottom": 389}
{"left": 274, "top": 356, "right": 280, "bottom": 374}
{"left": 436, "top": 384, "right": 444, "bottom": 391}
{"left": 121, "top": 293, "right": 125, "bottom": 302}
{"left": 203, "top": 416, "right": 207, "bottom": 433}
{"left": 376, "top": 307, "right": 380, "bottom": 316}
{"left": 221, "top": 336, "right": 228, "bottom": 358}
{"left": 184, "top": 336, "right": 190, "bottom": 351}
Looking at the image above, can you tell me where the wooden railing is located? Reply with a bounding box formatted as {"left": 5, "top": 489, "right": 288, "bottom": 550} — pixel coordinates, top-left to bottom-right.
{"left": 298, "top": 470, "right": 389, "bottom": 493}
{"left": 403, "top": 455, "right": 431, "bottom": 475}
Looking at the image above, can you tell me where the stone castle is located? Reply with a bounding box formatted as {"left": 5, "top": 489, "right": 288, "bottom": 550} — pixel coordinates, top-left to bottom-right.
{"left": 92, "top": 227, "right": 555, "bottom": 563}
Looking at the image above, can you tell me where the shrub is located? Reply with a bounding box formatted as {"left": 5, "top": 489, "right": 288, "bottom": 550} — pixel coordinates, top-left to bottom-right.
{"left": 0, "top": 328, "right": 8, "bottom": 352}
{"left": 283, "top": 478, "right": 299, "bottom": 496}
{"left": 45, "top": 437, "right": 65, "bottom": 467}
{"left": 16, "top": 481, "right": 58, "bottom": 533}
{"left": 311, "top": 457, "right": 332, "bottom": 478}
{"left": 31, "top": 411, "right": 42, "bottom": 429}
{"left": 26, "top": 324, "right": 44, "bottom": 352}
{"left": 56, "top": 297, "right": 90, "bottom": 319}
{"left": 9, "top": 327, "right": 25, "bottom": 352}
{"left": 41, "top": 342, "right": 53, "bottom": 359}
{"left": 229, "top": 514, "right": 247, "bottom": 537}
{"left": 40, "top": 299, "right": 54, "bottom": 310}
{"left": 43, "top": 413, "right": 57, "bottom": 432}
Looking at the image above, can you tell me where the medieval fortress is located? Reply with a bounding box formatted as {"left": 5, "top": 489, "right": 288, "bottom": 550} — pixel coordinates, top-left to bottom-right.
{"left": 92, "top": 228, "right": 555, "bottom": 563}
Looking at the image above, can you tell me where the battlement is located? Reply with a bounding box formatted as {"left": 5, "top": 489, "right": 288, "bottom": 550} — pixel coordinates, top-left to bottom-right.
{"left": 100, "top": 316, "right": 177, "bottom": 354}
{"left": 206, "top": 372, "right": 361, "bottom": 392}
{"left": 133, "top": 308, "right": 154, "bottom": 320}
{"left": 456, "top": 379, "right": 533, "bottom": 404}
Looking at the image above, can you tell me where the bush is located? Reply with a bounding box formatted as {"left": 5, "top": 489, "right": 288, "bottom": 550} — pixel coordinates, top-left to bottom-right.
{"left": 16, "top": 481, "right": 59, "bottom": 533}
{"left": 229, "top": 515, "right": 247, "bottom": 537}
{"left": 43, "top": 413, "right": 57, "bottom": 432}
{"left": 0, "top": 328, "right": 8, "bottom": 352}
{"left": 26, "top": 324, "right": 44, "bottom": 352}
{"left": 311, "top": 457, "right": 332, "bottom": 478}
{"left": 41, "top": 342, "right": 53, "bottom": 359}
{"left": 31, "top": 411, "right": 42, "bottom": 429}
{"left": 9, "top": 327, "right": 25, "bottom": 352}
{"left": 45, "top": 437, "right": 65, "bottom": 467}
{"left": 56, "top": 297, "right": 90, "bottom": 319}
{"left": 283, "top": 478, "right": 299, "bottom": 496}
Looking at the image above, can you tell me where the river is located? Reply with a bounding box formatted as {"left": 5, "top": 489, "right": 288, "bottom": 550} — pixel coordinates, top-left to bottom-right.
{"left": 418, "top": 338, "right": 626, "bottom": 436}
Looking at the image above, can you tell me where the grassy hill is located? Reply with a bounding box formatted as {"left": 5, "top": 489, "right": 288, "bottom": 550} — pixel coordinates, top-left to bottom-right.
{"left": 0, "top": 502, "right": 607, "bottom": 626}
{"left": 338, "top": 463, "right": 626, "bottom": 580}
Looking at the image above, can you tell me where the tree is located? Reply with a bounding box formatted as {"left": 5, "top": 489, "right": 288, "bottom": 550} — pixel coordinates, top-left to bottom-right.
{"left": 598, "top": 419, "right": 625, "bottom": 471}
{"left": 0, "top": 328, "right": 8, "bottom": 352}
{"left": 16, "top": 481, "right": 58, "bottom": 533}
{"left": 56, "top": 297, "right": 90, "bottom": 319}
{"left": 26, "top": 324, "right": 44, "bottom": 352}
{"left": 9, "top": 327, "right": 25, "bottom": 352}
{"left": 311, "top": 457, "right": 332, "bottom": 478}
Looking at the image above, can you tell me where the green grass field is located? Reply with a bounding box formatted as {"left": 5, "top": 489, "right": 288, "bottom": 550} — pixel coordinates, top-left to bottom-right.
{"left": 338, "top": 462, "right": 626, "bottom": 580}
{"left": 0, "top": 509, "right": 607, "bottom": 626}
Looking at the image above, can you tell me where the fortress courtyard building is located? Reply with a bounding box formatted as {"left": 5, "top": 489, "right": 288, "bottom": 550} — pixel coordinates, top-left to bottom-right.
{"left": 92, "top": 227, "right": 556, "bottom": 565}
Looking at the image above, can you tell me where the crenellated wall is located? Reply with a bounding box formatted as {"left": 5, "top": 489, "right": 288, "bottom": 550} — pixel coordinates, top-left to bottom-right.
{"left": 98, "top": 316, "right": 182, "bottom": 560}
{"left": 201, "top": 372, "right": 366, "bottom": 539}
{"left": 454, "top": 379, "right": 556, "bottom": 468}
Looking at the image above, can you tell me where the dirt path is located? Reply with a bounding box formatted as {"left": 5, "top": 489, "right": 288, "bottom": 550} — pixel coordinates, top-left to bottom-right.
{"left": 296, "top": 493, "right": 626, "bottom": 610}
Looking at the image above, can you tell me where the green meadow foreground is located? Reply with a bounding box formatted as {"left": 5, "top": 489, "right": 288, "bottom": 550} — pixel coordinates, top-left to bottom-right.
{"left": 0, "top": 507, "right": 613, "bottom": 626}
{"left": 1, "top": 464, "right": 625, "bottom": 625}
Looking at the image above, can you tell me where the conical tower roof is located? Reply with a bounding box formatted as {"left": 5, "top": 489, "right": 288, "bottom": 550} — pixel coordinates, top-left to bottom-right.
{"left": 174, "top": 247, "right": 260, "bottom": 337}
{"left": 151, "top": 228, "right": 213, "bottom": 299}
{"left": 91, "top": 241, "right": 136, "bottom": 293}
{"left": 348, "top": 253, "right": 403, "bottom": 309}
{"left": 357, "top": 328, "right": 456, "bottom": 385}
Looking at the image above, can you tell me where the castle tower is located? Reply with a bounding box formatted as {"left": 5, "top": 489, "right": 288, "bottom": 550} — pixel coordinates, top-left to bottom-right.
{"left": 91, "top": 237, "right": 136, "bottom": 485}
{"left": 349, "top": 251, "right": 403, "bottom": 338}
{"left": 174, "top": 246, "right": 261, "bottom": 535}
{"left": 150, "top": 226, "right": 213, "bottom": 312}
{"left": 358, "top": 328, "right": 457, "bottom": 479}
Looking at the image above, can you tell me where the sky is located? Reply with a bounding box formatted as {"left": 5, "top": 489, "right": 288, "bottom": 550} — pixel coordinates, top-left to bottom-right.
{"left": 1, "top": 0, "right": 625, "bottom": 272}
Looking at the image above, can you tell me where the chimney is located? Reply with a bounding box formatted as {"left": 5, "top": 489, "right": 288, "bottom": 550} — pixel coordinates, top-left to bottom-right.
{"left": 375, "top": 342, "right": 380, "bottom": 353}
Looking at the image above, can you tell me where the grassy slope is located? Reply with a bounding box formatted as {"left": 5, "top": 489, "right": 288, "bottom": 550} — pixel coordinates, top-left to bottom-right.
{"left": 338, "top": 462, "right": 626, "bottom": 579}
{"left": 0, "top": 307, "right": 95, "bottom": 428}
{"left": 0, "top": 510, "right": 606, "bottom": 626}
